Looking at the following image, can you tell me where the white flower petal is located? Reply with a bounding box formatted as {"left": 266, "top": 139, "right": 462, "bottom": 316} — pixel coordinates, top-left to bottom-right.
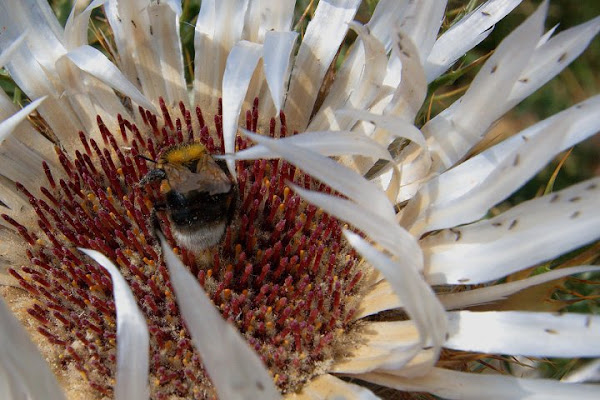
{"left": 439, "top": 266, "right": 600, "bottom": 310}
{"left": 263, "top": 31, "right": 298, "bottom": 112}
{"left": 0, "top": 297, "right": 65, "bottom": 400}
{"left": 64, "top": 0, "right": 105, "bottom": 49}
{"left": 193, "top": 0, "right": 250, "bottom": 109}
{"left": 425, "top": 0, "right": 523, "bottom": 82}
{"left": 401, "top": 95, "right": 600, "bottom": 232}
{"left": 0, "top": 32, "right": 26, "bottom": 68}
{"left": 284, "top": 0, "right": 361, "bottom": 132}
{"left": 289, "top": 374, "right": 381, "bottom": 400}
{"left": 424, "top": 0, "right": 547, "bottom": 170}
{"left": 507, "top": 16, "right": 600, "bottom": 109}
{"left": 331, "top": 320, "right": 425, "bottom": 374}
{"left": 158, "top": 235, "right": 280, "bottom": 400}
{"left": 0, "top": 97, "right": 46, "bottom": 143}
{"left": 357, "top": 367, "right": 600, "bottom": 400}
{"left": 355, "top": 280, "right": 403, "bottom": 319}
{"left": 397, "top": 0, "right": 446, "bottom": 63}
{"left": 104, "top": 0, "right": 168, "bottom": 104}
{"left": 290, "top": 185, "right": 419, "bottom": 265}
{"left": 406, "top": 106, "right": 597, "bottom": 235}
{"left": 562, "top": 359, "right": 600, "bottom": 383}
{"left": 337, "top": 109, "right": 427, "bottom": 149}
{"left": 66, "top": 45, "right": 157, "bottom": 113}
{"left": 308, "top": 21, "right": 388, "bottom": 132}
{"left": 241, "top": 131, "right": 396, "bottom": 221}
{"left": 445, "top": 311, "right": 600, "bottom": 357}
{"left": 147, "top": 0, "right": 189, "bottom": 108}
{"left": 79, "top": 249, "right": 149, "bottom": 400}
{"left": 422, "top": 178, "right": 600, "bottom": 284}
{"left": 222, "top": 40, "right": 263, "bottom": 177}
{"left": 223, "top": 129, "right": 391, "bottom": 161}
{"left": 344, "top": 230, "right": 447, "bottom": 366}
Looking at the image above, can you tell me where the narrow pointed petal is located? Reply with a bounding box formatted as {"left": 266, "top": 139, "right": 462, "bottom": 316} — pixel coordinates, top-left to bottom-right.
{"left": 308, "top": 21, "right": 388, "bottom": 132}
{"left": 0, "top": 97, "right": 46, "bottom": 142}
{"left": 357, "top": 368, "right": 600, "bottom": 400}
{"left": 331, "top": 320, "right": 426, "bottom": 374}
{"left": 398, "top": 0, "right": 447, "bottom": 63}
{"left": 355, "top": 280, "right": 403, "bottom": 319}
{"left": 445, "top": 311, "right": 600, "bottom": 357}
{"left": 406, "top": 106, "right": 597, "bottom": 235}
{"left": 242, "top": 131, "right": 396, "bottom": 221}
{"left": 64, "top": 0, "right": 105, "bottom": 49}
{"left": 80, "top": 249, "right": 149, "bottom": 400}
{"left": 507, "top": 16, "right": 600, "bottom": 109}
{"left": 263, "top": 31, "right": 298, "bottom": 112}
{"left": 289, "top": 374, "right": 381, "bottom": 400}
{"left": 193, "top": 0, "right": 250, "bottom": 109}
{"left": 0, "top": 32, "right": 26, "bottom": 67}
{"left": 148, "top": 0, "right": 190, "bottom": 108}
{"left": 223, "top": 129, "right": 391, "bottom": 161}
{"left": 222, "top": 41, "right": 263, "bottom": 177}
{"left": 290, "top": 185, "right": 419, "bottom": 265}
{"left": 159, "top": 235, "right": 280, "bottom": 400}
{"left": 562, "top": 359, "right": 600, "bottom": 383}
{"left": 424, "top": 1, "right": 547, "bottom": 170}
{"left": 66, "top": 45, "right": 157, "bottom": 113}
{"left": 425, "top": 0, "right": 523, "bottom": 82}
{"left": 422, "top": 178, "right": 600, "bottom": 284}
{"left": 344, "top": 230, "right": 447, "bottom": 366}
{"left": 439, "top": 266, "right": 600, "bottom": 310}
{"left": 0, "top": 297, "right": 65, "bottom": 400}
{"left": 283, "top": 0, "right": 361, "bottom": 132}
{"left": 401, "top": 95, "right": 600, "bottom": 231}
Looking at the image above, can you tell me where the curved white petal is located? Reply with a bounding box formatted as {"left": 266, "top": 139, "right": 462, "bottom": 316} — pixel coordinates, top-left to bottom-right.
{"left": 397, "top": 0, "right": 446, "bottom": 63}
{"left": 424, "top": 1, "right": 547, "bottom": 170}
{"left": 344, "top": 230, "right": 447, "bottom": 368}
{"left": 79, "top": 249, "right": 149, "bottom": 400}
{"left": 507, "top": 15, "right": 600, "bottom": 109}
{"left": 356, "top": 280, "right": 403, "bottom": 319}
{"left": 66, "top": 45, "right": 157, "bottom": 113}
{"left": 401, "top": 95, "right": 600, "bottom": 232}
{"left": 290, "top": 185, "right": 419, "bottom": 266}
{"left": 0, "top": 32, "right": 27, "bottom": 68}
{"left": 439, "top": 266, "right": 600, "bottom": 310}
{"left": 331, "top": 320, "right": 425, "bottom": 374}
{"left": 0, "top": 97, "right": 46, "bottom": 143}
{"left": 422, "top": 178, "right": 600, "bottom": 284}
{"left": 425, "top": 0, "right": 523, "bottom": 82}
{"left": 224, "top": 129, "right": 391, "bottom": 161}
{"left": 283, "top": 0, "right": 361, "bottom": 132}
{"left": 445, "top": 311, "right": 600, "bottom": 357}
{"left": 242, "top": 131, "right": 396, "bottom": 221}
{"left": 0, "top": 297, "right": 65, "bottom": 400}
{"left": 357, "top": 368, "right": 600, "bottom": 400}
{"left": 159, "top": 235, "right": 280, "bottom": 400}
{"left": 64, "top": 0, "right": 105, "bottom": 49}
{"left": 562, "top": 359, "right": 600, "bottom": 383}
{"left": 308, "top": 21, "right": 388, "bottom": 132}
{"left": 147, "top": 0, "right": 189, "bottom": 108}
{"left": 222, "top": 40, "right": 263, "bottom": 177}
{"left": 263, "top": 31, "right": 298, "bottom": 112}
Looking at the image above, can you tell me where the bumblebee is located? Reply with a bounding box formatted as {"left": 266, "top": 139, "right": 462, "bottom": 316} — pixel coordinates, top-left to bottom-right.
{"left": 139, "top": 143, "right": 236, "bottom": 252}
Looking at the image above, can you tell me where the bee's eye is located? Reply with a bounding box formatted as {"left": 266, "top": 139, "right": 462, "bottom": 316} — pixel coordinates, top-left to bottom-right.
{"left": 138, "top": 169, "right": 167, "bottom": 186}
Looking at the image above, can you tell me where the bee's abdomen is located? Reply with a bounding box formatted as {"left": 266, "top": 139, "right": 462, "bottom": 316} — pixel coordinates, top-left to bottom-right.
{"left": 166, "top": 189, "right": 233, "bottom": 229}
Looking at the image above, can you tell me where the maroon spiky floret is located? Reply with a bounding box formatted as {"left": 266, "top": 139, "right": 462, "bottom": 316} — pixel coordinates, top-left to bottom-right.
{"left": 9, "top": 98, "right": 366, "bottom": 399}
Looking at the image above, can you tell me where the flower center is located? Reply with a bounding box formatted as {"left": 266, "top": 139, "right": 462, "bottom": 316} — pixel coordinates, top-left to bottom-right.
{"left": 4, "top": 98, "right": 366, "bottom": 398}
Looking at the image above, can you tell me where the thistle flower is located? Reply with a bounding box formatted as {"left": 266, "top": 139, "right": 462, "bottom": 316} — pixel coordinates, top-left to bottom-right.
{"left": 0, "top": 1, "right": 599, "bottom": 399}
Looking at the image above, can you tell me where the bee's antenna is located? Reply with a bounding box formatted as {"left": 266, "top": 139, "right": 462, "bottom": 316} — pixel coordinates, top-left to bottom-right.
{"left": 136, "top": 154, "right": 158, "bottom": 164}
